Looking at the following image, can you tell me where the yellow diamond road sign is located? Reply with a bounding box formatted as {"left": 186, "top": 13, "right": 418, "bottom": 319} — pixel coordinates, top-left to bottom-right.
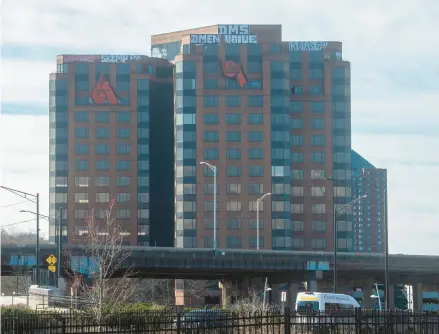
{"left": 48, "top": 265, "right": 56, "bottom": 273}
{"left": 46, "top": 254, "right": 57, "bottom": 266}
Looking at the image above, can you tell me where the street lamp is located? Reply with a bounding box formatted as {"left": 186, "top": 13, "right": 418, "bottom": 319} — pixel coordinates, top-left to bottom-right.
{"left": 256, "top": 193, "right": 271, "bottom": 250}
{"left": 1, "top": 186, "right": 40, "bottom": 285}
{"left": 200, "top": 161, "right": 217, "bottom": 250}
{"left": 327, "top": 177, "right": 389, "bottom": 308}
{"left": 333, "top": 195, "right": 367, "bottom": 293}
{"left": 20, "top": 208, "right": 64, "bottom": 287}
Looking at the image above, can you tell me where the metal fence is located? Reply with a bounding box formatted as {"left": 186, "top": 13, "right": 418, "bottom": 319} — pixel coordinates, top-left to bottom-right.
{"left": 1, "top": 308, "right": 438, "bottom": 333}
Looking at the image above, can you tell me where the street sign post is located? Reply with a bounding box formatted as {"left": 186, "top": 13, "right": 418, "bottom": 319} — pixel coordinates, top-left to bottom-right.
{"left": 46, "top": 254, "right": 57, "bottom": 273}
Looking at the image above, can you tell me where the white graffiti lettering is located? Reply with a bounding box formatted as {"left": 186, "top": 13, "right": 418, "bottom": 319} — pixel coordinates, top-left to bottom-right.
{"left": 289, "top": 41, "right": 328, "bottom": 52}
{"left": 63, "top": 55, "right": 101, "bottom": 62}
{"left": 101, "top": 55, "right": 129, "bottom": 63}
{"left": 218, "top": 24, "right": 249, "bottom": 35}
{"left": 190, "top": 34, "right": 257, "bottom": 44}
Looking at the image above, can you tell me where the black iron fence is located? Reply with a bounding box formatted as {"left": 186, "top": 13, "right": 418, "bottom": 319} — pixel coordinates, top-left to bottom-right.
{"left": 1, "top": 308, "right": 438, "bottom": 333}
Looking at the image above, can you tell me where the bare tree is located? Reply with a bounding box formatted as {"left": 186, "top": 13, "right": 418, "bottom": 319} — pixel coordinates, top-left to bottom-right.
{"left": 132, "top": 278, "right": 174, "bottom": 305}
{"left": 68, "top": 200, "right": 136, "bottom": 323}
{"left": 184, "top": 280, "right": 212, "bottom": 307}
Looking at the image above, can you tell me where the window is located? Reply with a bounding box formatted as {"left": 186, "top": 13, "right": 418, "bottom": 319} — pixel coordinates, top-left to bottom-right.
{"left": 247, "top": 96, "right": 264, "bottom": 107}
{"left": 311, "top": 152, "right": 325, "bottom": 164}
{"left": 75, "top": 111, "right": 89, "bottom": 122}
{"left": 312, "top": 238, "right": 327, "bottom": 249}
{"left": 272, "top": 183, "right": 290, "bottom": 195}
{"left": 226, "top": 219, "right": 241, "bottom": 230}
{"left": 117, "top": 193, "right": 131, "bottom": 203}
{"left": 116, "top": 176, "right": 131, "bottom": 186}
{"left": 248, "top": 183, "right": 263, "bottom": 195}
{"left": 75, "top": 193, "right": 88, "bottom": 203}
{"left": 95, "top": 128, "right": 109, "bottom": 139}
{"left": 95, "top": 160, "right": 109, "bottom": 170}
{"left": 248, "top": 148, "right": 264, "bottom": 159}
{"left": 312, "top": 221, "right": 327, "bottom": 232}
{"left": 226, "top": 148, "right": 241, "bottom": 160}
{"left": 95, "top": 112, "right": 109, "bottom": 122}
{"left": 311, "top": 186, "right": 325, "bottom": 197}
{"left": 117, "top": 143, "right": 131, "bottom": 154}
{"left": 75, "top": 160, "right": 89, "bottom": 171}
{"left": 226, "top": 113, "right": 241, "bottom": 125}
{"left": 117, "top": 111, "right": 130, "bottom": 122}
{"left": 227, "top": 166, "right": 241, "bottom": 177}
{"left": 75, "top": 127, "right": 89, "bottom": 138}
{"left": 311, "top": 170, "right": 326, "bottom": 179}
{"left": 248, "top": 131, "right": 263, "bottom": 142}
{"left": 226, "top": 236, "right": 242, "bottom": 248}
{"left": 292, "top": 153, "right": 304, "bottom": 163}
{"left": 138, "top": 193, "right": 149, "bottom": 203}
{"left": 309, "top": 68, "right": 323, "bottom": 79}
{"left": 117, "top": 128, "right": 130, "bottom": 138}
{"left": 248, "top": 113, "right": 263, "bottom": 124}
{"left": 75, "top": 176, "right": 89, "bottom": 187}
{"left": 292, "top": 186, "right": 304, "bottom": 197}
{"left": 292, "top": 169, "right": 304, "bottom": 180}
{"left": 204, "top": 148, "right": 219, "bottom": 160}
{"left": 291, "top": 69, "right": 302, "bottom": 80}
{"left": 116, "top": 160, "right": 130, "bottom": 170}
{"left": 95, "top": 176, "right": 109, "bottom": 186}
{"left": 226, "top": 131, "right": 241, "bottom": 142}
{"left": 310, "top": 102, "right": 325, "bottom": 112}
{"left": 204, "top": 131, "right": 219, "bottom": 142}
{"left": 290, "top": 102, "right": 303, "bottom": 113}
{"left": 117, "top": 209, "right": 130, "bottom": 219}
{"left": 310, "top": 85, "right": 322, "bottom": 95}
{"left": 75, "top": 144, "right": 89, "bottom": 154}
{"left": 227, "top": 184, "right": 241, "bottom": 194}
{"left": 203, "top": 184, "right": 216, "bottom": 195}
{"left": 204, "top": 78, "right": 218, "bottom": 89}
{"left": 312, "top": 204, "right": 326, "bottom": 214}
{"left": 204, "top": 114, "right": 219, "bottom": 124}
{"left": 226, "top": 201, "right": 241, "bottom": 212}
{"left": 204, "top": 201, "right": 219, "bottom": 212}
{"left": 138, "top": 209, "right": 149, "bottom": 219}
{"left": 291, "top": 135, "right": 303, "bottom": 146}
{"left": 75, "top": 209, "right": 88, "bottom": 219}
{"left": 292, "top": 220, "right": 305, "bottom": 232}
{"left": 292, "top": 204, "right": 304, "bottom": 214}
{"left": 138, "top": 161, "right": 149, "bottom": 171}
{"left": 226, "top": 96, "right": 241, "bottom": 107}
{"left": 292, "top": 238, "right": 304, "bottom": 249}
{"left": 311, "top": 135, "right": 325, "bottom": 146}
{"left": 204, "top": 95, "right": 219, "bottom": 107}
{"left": 96, "top": 193, "right": 110, "bottom": 203}
{"left": 311, "top": 118, "right": 325, "bottom": 129}
{"left": 95, "top": 144, "right": 109, "bottom": 154}
{"left": 248, "top": 166, "right": 263, "bottom": 177}
{"left": 291, "top": 119, "right": 303, "bottom": 129}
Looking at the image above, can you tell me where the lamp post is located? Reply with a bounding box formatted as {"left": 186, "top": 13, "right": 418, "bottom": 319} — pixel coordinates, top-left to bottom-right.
{"left": 200, "top": 161, "right": 217, "bottom": 250}
{"left": 1, "top": 186, "right": 40, "bottom": 285}
{"left": 333, "top": 195, "right": 367, "bottom": 293}
{"left": 327, "top": 176, "right": 389, "bottom": 308}
{"left": 20, "top": 208, "right": 63, "bottom": 287}
{"left": 256, "top": 193, "right": 271, "bottom": 250}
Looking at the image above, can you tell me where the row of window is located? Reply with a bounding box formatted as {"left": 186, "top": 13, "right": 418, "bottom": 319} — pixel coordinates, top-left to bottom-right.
{"left": 75, "top": 225, "right": 149, "bottom": 237}
{"left": 202, "top": 95, "right": 291, "bottom": 108}
{"left": 176, "top": 200, "right": 328, "bottom": 214}
{"left": 176, "top": 236, "right": 349, "bottom": 250}
{"left": 176, "top": 165, "right": 290, "bottom": 178}
{"left": 71, "top": 143, "right": 148, "bottom": 155}
{"left": 203, "top": 113, "right": 264, "bottom": 125}
{"left": 50, "top": 176, "right": 149, "bottom": 188}
{"left": 291, "top": 152, "right": 351, "bottom": 164}
{"left": 176, "top": 218, "right": 339, "bottom": 232}
{"left": 74, "top": 111, "right": 133, "bottom": 123}
{"left": 50, "top": 192, "right": 149, "bottom": 204}
{"left": 70, "top": 160, "right": 148, "bottom": 171}
{"left": 73, "top": 127, "right": 148, "bottom": 139}
{"left": 73, "top": 208, "right": 149, "bottom": 220}
{"left": 291, "top": 101, "right": 348, "bottom": 113}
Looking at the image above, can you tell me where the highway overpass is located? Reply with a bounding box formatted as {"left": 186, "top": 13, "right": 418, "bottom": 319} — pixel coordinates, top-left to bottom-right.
{"left": 1, "top": 244, "right": 438, "bottom": 282}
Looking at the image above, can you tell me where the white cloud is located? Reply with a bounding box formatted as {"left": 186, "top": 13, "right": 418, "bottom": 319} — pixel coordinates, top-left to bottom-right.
{"left": 0, "top": 115, "right": 49, "bottom": 236}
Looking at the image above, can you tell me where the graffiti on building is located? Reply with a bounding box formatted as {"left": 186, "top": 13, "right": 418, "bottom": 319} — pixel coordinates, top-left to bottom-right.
{"left": 190, "top": 24, "right": 257, "bottom": 44}
{"left": 61, "top": 54, "right": 143, "bottom": 63}
{"left": 89, "top": 74, "right": 121, "bottom": 105}
{"left": 289, "top": 41, "right": 328, "bottom": 52}
{"left": 221, "top": 60, "right": 261, "bottom": 89}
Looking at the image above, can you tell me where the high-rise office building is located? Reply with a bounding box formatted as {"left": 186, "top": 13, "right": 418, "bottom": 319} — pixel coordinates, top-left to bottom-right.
{"left": 351, "top": 150, "right": 387, "bottom": 252}
{"left": 49, "top": 55, "right": 174, "bottom": 247}
{"left": 151, "top": 24, "right": 352, "bottom": 252}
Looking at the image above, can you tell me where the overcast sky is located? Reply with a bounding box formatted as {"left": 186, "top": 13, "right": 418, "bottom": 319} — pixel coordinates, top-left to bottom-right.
{"left": 1, "top": 0, "right": 438, "bottom": 254}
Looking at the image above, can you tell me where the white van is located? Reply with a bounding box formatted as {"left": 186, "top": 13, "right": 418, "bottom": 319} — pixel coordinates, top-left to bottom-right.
{"left": 295, "top": 292, "right": 360, "bottom": 326}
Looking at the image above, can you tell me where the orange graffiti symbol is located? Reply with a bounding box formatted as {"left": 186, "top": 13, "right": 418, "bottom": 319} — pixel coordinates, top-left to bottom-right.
{"left": 90, "top": 74, "right": 120, "bottom": 105}
{"left": 222, "top": 60, "right": 248, "bottom": 88}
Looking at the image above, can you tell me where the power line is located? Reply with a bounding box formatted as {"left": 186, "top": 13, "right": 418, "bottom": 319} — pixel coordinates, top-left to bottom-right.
{"left": 0, "top": 201, "right": 29, "bottom": 209}
{"left": 0, "top": 219, "right": 36, "bottom": 228}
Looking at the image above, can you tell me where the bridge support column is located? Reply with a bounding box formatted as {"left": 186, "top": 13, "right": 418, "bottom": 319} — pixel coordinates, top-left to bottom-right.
{"left": 413, "top": 282, "right": 423, "bottom": 311}
{"left": 219, "top": 279, "right": 233, "bottom": 308}
{"left": 362, "top": 282, "right": 374, "bottom": 309}
{"left": 387, "top": 284, "right": 395, "bottom": 309}
{"left": 288, "top": 282, "right": 298, "bottom": 310}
